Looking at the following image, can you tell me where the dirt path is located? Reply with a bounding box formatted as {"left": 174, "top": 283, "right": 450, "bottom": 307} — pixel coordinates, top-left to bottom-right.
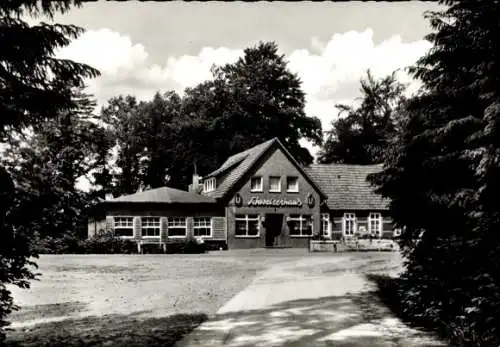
{"left": 177, "top": 254, "right": 444, "bottom": 347}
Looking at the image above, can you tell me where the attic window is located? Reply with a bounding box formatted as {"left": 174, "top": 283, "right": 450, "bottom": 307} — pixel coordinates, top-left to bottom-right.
{"left": 286, "top": 177, "right": 299, "bottom": 193}
{"left": 204, "top": 177, "right": 216, "bottom": 192}
{"left": 250, "top": 176, "right": 263, "bottom": 192}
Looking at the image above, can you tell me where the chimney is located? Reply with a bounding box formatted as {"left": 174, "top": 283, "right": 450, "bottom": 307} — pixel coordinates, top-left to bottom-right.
{"left": 189, "top": 162, "right": 201, "bottom": 193}
{"left": 189, "top": 174, "right": 202, "bottom": 193}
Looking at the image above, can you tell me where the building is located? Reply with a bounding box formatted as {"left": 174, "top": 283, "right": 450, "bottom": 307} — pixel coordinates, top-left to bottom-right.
{"left": 88, "top": 138, "right": 395, "bottom": 251}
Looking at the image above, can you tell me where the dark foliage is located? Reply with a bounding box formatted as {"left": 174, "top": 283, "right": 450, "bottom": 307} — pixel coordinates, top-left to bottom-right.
{"left": 4, "top": 312, "right": 208, "bottom": 347}
{"left": 82, "top": 232, "right": 137, "bottom": 255}
{"left": 101, "top": 41, "right": 323, "bottom": 193}
{"left": 165, "top": 236, "right": 207, "bottom": 254}
{"left": 0, "top": 0, "right": 101, "bottom": 340}
{"left": 318, "top": 70, "right": 407, "bottom": 165}
{"left": 369, "top": 1, "right": 500, "bottom": 345}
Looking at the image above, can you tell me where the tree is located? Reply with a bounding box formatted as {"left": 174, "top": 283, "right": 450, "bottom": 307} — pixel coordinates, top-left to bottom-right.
{"left": 214, "top": 42, "right": 323, "bottom": 165}
{"left": 3, "top": 89, "right": 105, "bottom": 246}
{"left": 369, "top": 1, "right": 500, "bottom": 344}
{"left": 175, "top": 41, "right": 322, "bottom": 188}
{"left": 100, "top": 95, "right": 143, "bottom": 196}
{"left": 318, "top": 70, "right": 407, "bottom": 164}
{"left": 0, "top": 1, "right": 99, "bottom": 339}
{"left": 134, "top": 91, "right": 183, "bottom": 189}
{"left": 173, "top": 80, "right": 230, "bottom": 188}
{"left": 98, "top": 92, "right": 184, "bottom": 195}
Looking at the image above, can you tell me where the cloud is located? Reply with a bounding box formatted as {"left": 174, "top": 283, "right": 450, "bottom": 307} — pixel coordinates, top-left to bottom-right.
{"left": 57, "top": 28, "right": 431, "bottom": 191}
{"left": 59, "top": 28, "right": 430, "bottom": 127}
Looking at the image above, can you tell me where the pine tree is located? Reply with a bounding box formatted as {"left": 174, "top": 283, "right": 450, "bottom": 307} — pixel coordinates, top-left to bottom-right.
{"left": 0, "top": 1, "right": 99, "bottom": 339}
{"left": 369, "top": 1, "right": 500, "bottom": 344}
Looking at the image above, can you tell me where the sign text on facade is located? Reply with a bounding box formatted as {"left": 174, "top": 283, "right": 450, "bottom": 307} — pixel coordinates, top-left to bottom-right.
{"left": 247, "top": 197, "right": 303, "bottom": 208}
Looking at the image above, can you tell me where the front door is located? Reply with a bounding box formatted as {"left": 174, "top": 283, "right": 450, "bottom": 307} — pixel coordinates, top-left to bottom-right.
{"left": 265, "top": 214, "right": 283, "bottom": 247}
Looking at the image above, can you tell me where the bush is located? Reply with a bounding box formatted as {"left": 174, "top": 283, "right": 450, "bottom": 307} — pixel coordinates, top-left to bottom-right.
{"left": 81, "top": 232, "right": 137, "bottom": 254}
{"left": 165, "top": 236, "right": 206, "bottom": 254}
{"left": 203, "top": 240, "right": 227, "bottom": 251}
{"left": 36, "top": 234, "right": 86, "bottom": 254}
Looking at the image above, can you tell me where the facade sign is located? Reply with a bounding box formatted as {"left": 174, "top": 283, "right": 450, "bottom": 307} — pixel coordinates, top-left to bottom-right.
{"left": 307, "top": 193, "right": 315, "bottom": 208}
{"left": 247, "top": 196, "right": 302, "bottom": 208}
{"left": 234, "top": 193, "right": 243, "bottom": 207}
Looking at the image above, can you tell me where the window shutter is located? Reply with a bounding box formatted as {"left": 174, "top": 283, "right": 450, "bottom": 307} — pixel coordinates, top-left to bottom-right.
{"left": 160, "top": 217, "right": 168, "bottom": 242}
{"left": 133, "top": 217, "right": 141, "bottom": 239}
{"left": 212, "top": 217, "right": 226, "bottom": 240}
{"left": 105, "top": 216, "right": 114, "bottom": 233}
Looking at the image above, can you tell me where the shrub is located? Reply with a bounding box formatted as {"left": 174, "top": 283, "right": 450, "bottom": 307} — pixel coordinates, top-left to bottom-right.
{"left": 203, "top": 241, "right": 227, "bottom": 251}
{"left": 82, "top": 232, "right": 136, "bottom": 254}
{"left": 36, "top": 234, "right": 86, "bottom": 254}
{"left": 165, "top": 236, "right": 206, "bottom": 254}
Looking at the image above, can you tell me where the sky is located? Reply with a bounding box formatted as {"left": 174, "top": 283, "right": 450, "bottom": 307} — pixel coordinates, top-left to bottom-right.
{"left": 26, "top": 1, "right": 441, "bottom": 190}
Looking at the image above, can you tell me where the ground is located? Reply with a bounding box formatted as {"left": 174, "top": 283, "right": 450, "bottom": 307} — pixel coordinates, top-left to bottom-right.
{"left": 5, "top": 250, "right": 444, "bottom": 346}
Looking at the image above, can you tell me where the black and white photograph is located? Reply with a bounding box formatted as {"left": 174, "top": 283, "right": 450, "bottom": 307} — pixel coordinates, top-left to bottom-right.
{"left": 1, "top": 1, "right": 499, "bottom": 346}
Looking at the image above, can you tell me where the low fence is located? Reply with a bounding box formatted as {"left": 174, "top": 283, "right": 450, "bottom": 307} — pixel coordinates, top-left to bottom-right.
{"left": 309, "top": 239, "right": 399, "bottom": 252}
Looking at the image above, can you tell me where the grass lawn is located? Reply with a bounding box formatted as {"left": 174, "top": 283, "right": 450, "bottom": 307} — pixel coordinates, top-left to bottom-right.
{"left": 4, "top": 249, "right": 403, "bottom": 346}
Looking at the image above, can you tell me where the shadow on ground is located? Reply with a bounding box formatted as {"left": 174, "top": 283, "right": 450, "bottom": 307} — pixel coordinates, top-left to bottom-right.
{"left": 366, "top": 274, "right": 450, "bottom": 343}
{"left": 8, "top": 301, "right": 88, "bottom": 323}
{"left": 180, "top": 291, "right": 445, "bottom": 347}
{"left": 5, "top": 312, "right": 208, "bottom": 347}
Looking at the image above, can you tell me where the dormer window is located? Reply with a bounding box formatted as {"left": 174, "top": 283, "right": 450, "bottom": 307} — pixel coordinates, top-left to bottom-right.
{"left": 204, "top": 177, "right": 216, "bottom": 192}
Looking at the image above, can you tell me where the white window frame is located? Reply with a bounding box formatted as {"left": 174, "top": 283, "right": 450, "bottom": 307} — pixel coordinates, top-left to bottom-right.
{"left": 321, "top": 213, "right": 330, "bottom": 237}
{"left": 141, "top": 216, "right": 161, "bottom": 237}
{"left": 288, "top": 214, "right": 312, "bottom": 237}
{"left": 343, "top": 213, "right": 357, "bottom": 236}
{"left": 167, "top": 217, "right": 187, "bottom": 238}
{"left": 204, "top": 177, "right": 216, "bottom": 192}
{"left": 113, "top": 216, "right": 135, "bottom": 238}
{"left": 235, "top": 214, "right": 260, "bottom": 237}
{"left": 368, "top": 212, "right": 383, "bottom": 236}
{"left": 269, "top": 176, "right": 281, "bottom": 193}
{"left": 250, "top": 176, "right": 263, "bottom": 192}
{"left": 193, "top": 217, "right": 212, "bottom": 238}
{"left": 286, "top": 176, "right": 299, "bottom": 193}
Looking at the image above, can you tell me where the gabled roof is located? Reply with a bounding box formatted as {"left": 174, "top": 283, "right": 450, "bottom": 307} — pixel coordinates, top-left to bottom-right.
{"left": 203, "top": 138, "right": 327, "bottom": 200}
{"left": 305, "top": 164, "right": 389, "bottom": 210}
{"left": 202, "top": 138, "right": 276, "bottom": 199}
{"left": 204, "top": 141, "right": 270, "bottom": 178}
{"left": 106, "top": 186, "right": 216, "bottom": 204}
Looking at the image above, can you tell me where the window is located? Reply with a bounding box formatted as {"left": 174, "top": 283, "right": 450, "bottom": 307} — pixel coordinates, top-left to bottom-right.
{"left": 288, "top": 215, "right": 312, "bottom": 236}
{"left": 204, "top": 177, "right": 216, "bottom": 192}
{"left": 269, "top": 176, "right": 281, "bottom": 192}
{"left": 321, "top": 214, "right": 330, "bottom": 237}
{"left": 141, "top": 217, "right": 160, "bottom": 237}
{"left": 286, "top": 176, "right": 299, "bottom": 192}
{"left": 193, "top": 217, "right": 212, "bottom": 237}
{"left": 168, "top": 217, "right": 187, "bottom": 237}
{"left": 343, "top": 213, "right": 356, "bottom": 236}
{"left": 368, "top": 212, "right": 382, "bottom": 236}
{"left": 250, "top": 176, "right": 263, "bottom": 192}
{"left": 235, "top": 214, "right": 260, "bottom": 237}
{"left": 114, "top": 217, "right": 134, "bottom": 237}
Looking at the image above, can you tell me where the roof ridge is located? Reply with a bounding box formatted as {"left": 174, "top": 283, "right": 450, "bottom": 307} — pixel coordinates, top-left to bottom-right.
{"left": 205, "top": 138, "right": 277, "bottom": 178}
{"left": 202, "top": 138, "right": 278, "bottom": 199}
